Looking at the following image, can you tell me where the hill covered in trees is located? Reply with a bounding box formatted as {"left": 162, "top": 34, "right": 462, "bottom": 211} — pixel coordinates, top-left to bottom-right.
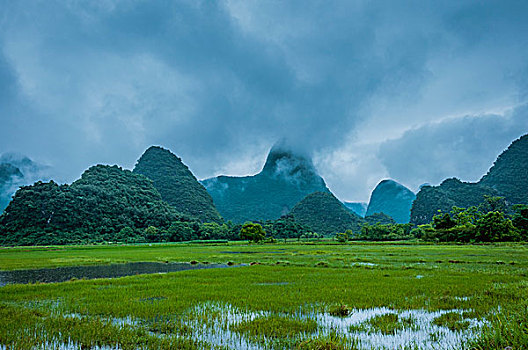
{"left": 411, "top": 178, "right": 499, "bottom": 225}
{"left": 365, "top": 179, "right": 415, "bottom": 223}
{"left": 480, "top": 134, "right": 528, "bottom": 204}
{"left": 411, "top": 134, "right": 528, "bottom": 225}
{"left": 133, "top": 146, "right": 221, "bottom": 223}
{"left": 289, "top": 191, "right": 363, "bottom": 235}
{"left": 0, "top": 165, "right": 179, "bottom": 245}
{"left": 202, "top": 143, "right": 329, "bottom": 222}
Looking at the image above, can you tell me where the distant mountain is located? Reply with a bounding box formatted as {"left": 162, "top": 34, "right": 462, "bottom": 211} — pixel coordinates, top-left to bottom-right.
{"left": 0, "top": 153, "right": 50, "bottom": 212}
{"left": 202, "top": 142, "right": 329, "bottom": 222}
{"left": 0, "top": 165, "right": 178, "bottom": 245}
{"left": 133, "top": 146, "right": 221, "bottom": 223}
{"left": 365, "top": 180, "right": 415, "bottom": 223}
{"left": 343, "top": 202, "right": 368, "bottom": 217}
{"left": 410, "top": 178, "right": 498, "bottom": 225}
{"left": 0, "top": 164, "right": 23, "bottom": 211}
{"left": 480, "top": 134, "right": 528, "bottom": 204}
{"left": 289, "top": 191, "right": 364, "bottom": 236}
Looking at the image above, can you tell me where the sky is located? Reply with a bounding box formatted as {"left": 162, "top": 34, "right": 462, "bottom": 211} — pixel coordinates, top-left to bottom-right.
{"left": 1, "top": 0, "right": 527, "bottom": 202}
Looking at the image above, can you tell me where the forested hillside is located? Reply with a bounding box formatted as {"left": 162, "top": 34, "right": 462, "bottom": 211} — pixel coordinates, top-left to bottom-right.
{"left": 0, "top": 165, "right": 178, "bottom": 245}
{"left": 133, "top": 146, "right": 221, "bottom": 223}
{"left": 411, "top": 134, "right": 528, "bottom": 225}
{"left": 480, "top": 134, "right": 528, "bottom": 204}
{"left": 410, "top": 178, "right": 498, "bottom": 225}
{"left": 289, "top": 191, "right": 364, "bottom": 235}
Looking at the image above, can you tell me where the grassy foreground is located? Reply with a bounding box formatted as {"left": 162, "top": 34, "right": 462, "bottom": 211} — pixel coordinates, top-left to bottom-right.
{"left": 0, "top": 241, "right": 527, "bottom": 349}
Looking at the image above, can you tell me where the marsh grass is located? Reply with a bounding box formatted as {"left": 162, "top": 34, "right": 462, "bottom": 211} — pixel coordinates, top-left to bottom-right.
{"left": 0, "top": 242, "right": 527, "bottom": 349}
{"left": 470, "top": 303, "right": 528, "bottom": 350}
{"left": 0, "top": 303, "right": 202, "bottom": 350}
{"left": 350, "top": 313, "right": 416, "bottom": 335}
{"left": 296, "top": 332, "right": 356, "bottom": 350}
{"left": 230, "top": 315, "right": 318, "bottom": 339}
{"left": 432, "top": 312, "right": 471, "bottom": 331}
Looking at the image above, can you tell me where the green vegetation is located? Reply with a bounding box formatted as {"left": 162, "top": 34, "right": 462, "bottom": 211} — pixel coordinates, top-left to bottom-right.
{"left": 365, "top": 180, "right": 415, "bottom": 224}
{"left": 411, "top": 178, "right": 499, "bottom": 225}
{"left": 363, "top": 212, "right": 395, "bottom": 226}
{"left": 239, "top": 222, "right": 266, "bottom": 242}
{"left": 480, "top": 134, "right": 528, "bottom": 205}
{"left": 133, "top": 146, "right": 221, "bottom": 223}
{"left": 202, "top": 143, "right": 329, "bottom": 223}
{"left": 0, "top": 303, "right": 201, "bottom": 349}
{"left": 296, "top": 332, "right": 354, "bottom": 350}
{"left": 289, "top": 192, "right": 363, "bottom": 235}
{"left": 412, "top": 134, "right": 528, "bottom": 225}
{"left": 262, "top": 214, "right": 313, "bottom": 240}
{"left": 0, "top": 165, "right": 179, "bottom": 245}
{"left": 350, "top": 313, "right": 415, "bottom": 335}
{"left": 359, "top": 223, "right": 413, "bottom": 241}
{"left": 471, "top": 299, "right": 528, "bottom": 350}
{"left": 0, "top": 242, "right": 526, "bottom": 348}
{"left": 432, "top": 312, "right": 470, "bottom": 331}
{"left": 231, "top": 315, "right": 318, "bottom": 339}
{"left": 417, "top": 198, "right": 527, "bottom": 243}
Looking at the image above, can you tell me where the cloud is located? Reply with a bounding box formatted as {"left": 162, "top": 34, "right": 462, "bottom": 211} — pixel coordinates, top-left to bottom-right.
{"left": 0, "top": 0, "right": 527, "bottom": 201}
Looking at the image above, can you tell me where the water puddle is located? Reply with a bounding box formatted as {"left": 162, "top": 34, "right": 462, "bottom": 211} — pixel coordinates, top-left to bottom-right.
{"left": 0, "top": 262, "right": 243, "bottom": 286}
{"left": 1, "top": 301, "right": 486, "bottom": 350}
{"left": 180, "top": 302, "right": 485, "bottom": 350}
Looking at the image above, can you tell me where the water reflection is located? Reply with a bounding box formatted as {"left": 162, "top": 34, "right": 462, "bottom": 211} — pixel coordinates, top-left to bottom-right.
{"left": 0, "top": 262, "right": 239, "bottom": 286}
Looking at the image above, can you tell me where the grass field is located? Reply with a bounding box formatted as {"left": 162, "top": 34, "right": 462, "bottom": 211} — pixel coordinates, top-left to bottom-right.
{"left": 1, "top": 241, "right": 527, "bottom": 349}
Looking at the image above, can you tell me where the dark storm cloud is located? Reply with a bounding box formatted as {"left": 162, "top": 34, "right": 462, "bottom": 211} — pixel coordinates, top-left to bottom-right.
{"left": 0, "top": 1, "right": 527, "bottom": 200}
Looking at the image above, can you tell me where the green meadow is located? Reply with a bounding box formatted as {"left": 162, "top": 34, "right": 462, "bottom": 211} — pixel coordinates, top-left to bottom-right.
{"left": 1, "top": 242, "right": 527, "bottom": 349}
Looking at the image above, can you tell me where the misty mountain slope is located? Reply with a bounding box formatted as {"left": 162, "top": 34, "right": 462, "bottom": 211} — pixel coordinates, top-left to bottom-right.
{"left": 289, "top": 191, "right": 364, "bottom": 236}
{"left": 410, "top": 178, "right": 498, "bottom": 225}
{"left": 0, "top": 153, "right": 50, "bottom": 212}
{"left": 0, "top": 163, "right": 23, "bottom": 211}
{"left": 365, "top": 180, "right": 416, "bottom": 223}
{"left": 202, "top": 143, "right": 330, "bottom": 223}
{"left": 0, "top": 165, "right": 179, "bottom": 245}
{"left": 133, "top": 146, "right": 221, "bottom": 223}
{"left": 343, "top": 201, "right": 368, "bottom": 217}
{"left": 480, "top": 134, "right": 528, "bottom": 204}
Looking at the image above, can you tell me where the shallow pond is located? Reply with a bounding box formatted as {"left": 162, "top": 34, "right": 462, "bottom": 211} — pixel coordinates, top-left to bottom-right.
{"left": 0, "top": 262, "right": 239, "bottom": 286}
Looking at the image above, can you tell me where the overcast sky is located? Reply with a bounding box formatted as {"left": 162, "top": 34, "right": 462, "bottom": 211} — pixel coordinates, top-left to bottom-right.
{"left": 1, "top": 1, "right": 527, "bottom": 202}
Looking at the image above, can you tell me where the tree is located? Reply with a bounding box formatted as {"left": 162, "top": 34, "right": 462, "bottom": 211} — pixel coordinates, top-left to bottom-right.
{"left": 512, "top": 205, "right": 528, "bottom": 240}
{"left": 475, "top": 211, "right": 518, "bottom": 242}
{"left": 145, "top": 226, "right": 160, "bottom": 242}
{"left": 116, "top": 226, "right": 134, "bottom": 243}
{"left": 432, "top": 212, "right": 457, "bottom": 230}
{"left": 239, "top": 222, "right": 266, "bottom": 243}
{"left": 167, "top": 221, "right": 196, "bottom": 242}
{"left": 335, "top": 231, "right": 348, "bottom": 243}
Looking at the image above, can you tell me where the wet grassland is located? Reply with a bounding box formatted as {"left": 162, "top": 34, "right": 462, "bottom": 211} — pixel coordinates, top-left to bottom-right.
{"left": 0, "top": 242, "right": 527, "bottom": 349}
